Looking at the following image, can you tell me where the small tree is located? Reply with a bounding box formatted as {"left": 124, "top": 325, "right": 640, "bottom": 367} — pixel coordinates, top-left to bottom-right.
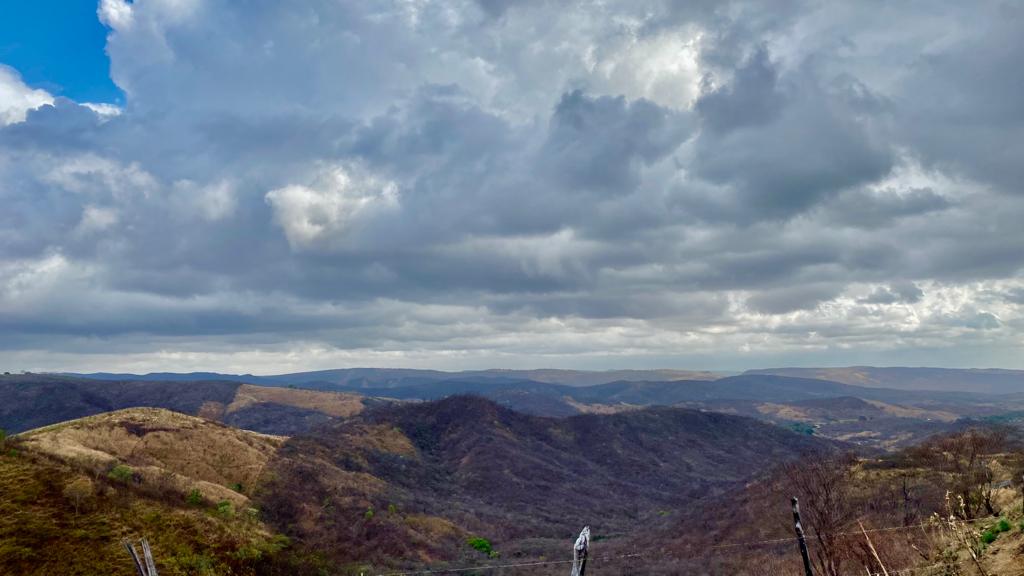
{"left": 186, "top": 488, "right": 204, "bottom": 506}
{"left": 63, "top": 476, "right": 95, "bottom": 515}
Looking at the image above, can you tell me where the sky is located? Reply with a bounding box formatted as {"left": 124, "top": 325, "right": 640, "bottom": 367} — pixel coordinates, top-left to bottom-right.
{"left": 0, "top": 0, "right": 1023, "bottom": 374}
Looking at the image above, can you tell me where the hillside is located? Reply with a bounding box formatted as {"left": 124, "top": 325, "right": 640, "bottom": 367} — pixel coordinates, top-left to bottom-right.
{"left": 327, "top": 375, "right": 1010, "bottom": 449}
{"left": 0, "top": 410, "right": 294, "bottom": 576}
{"left": 255, "top": 395, "right": 837, "bottom": 570}
{"left": 19, "top": 408, "right": 284, "bottom": 506}
{"left": 747, "top": 366, "right": 1024, "bottom": 394}
{"left": 0, "top": 374, "right": 372, "bottom": 436}
{"left": 653, "top": 426, "right": 1024, "bottom": 576}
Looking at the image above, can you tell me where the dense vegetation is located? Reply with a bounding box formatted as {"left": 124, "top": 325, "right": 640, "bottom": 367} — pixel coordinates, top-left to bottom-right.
{"left": 256, "top": 396, "right": 835, "bottom": 571}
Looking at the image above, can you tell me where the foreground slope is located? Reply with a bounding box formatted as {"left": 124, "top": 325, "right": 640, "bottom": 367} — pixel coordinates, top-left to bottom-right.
{"left": 256, "top": 395, "right": 836, "bottom": 569}
{"left": 655, "top": 425, "right": 1024, "bottom": 576}
{"left": 0, "top": 409, "right": 293, "bottom": 576}
{"left": 20, "top": 408, "right": 284, "bottom": 506}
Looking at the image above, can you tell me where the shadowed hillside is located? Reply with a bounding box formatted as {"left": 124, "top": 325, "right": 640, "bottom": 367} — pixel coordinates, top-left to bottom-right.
{"left": 0, "top": 374, "right": 373, "bottom": 436}
{"left": 256, "top": 395, "right": 837, "bottom": 570}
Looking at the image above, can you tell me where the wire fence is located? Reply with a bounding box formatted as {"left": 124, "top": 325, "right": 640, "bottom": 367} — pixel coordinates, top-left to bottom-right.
{"left": 370, "top": 515, "right": 1009, "bottom": 576}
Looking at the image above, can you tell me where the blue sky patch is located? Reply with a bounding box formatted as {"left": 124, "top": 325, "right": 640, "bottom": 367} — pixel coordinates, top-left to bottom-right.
{"left": 0, "top": 0, "right": 122, "bottom": 103}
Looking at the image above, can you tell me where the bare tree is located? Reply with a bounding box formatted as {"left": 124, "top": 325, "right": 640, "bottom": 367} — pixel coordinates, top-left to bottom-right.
{"left": 909, "top": 428, "right": 1010, "bottom": 518}
{"left": 783, "top": 453, "right": 858, "bottom": 576}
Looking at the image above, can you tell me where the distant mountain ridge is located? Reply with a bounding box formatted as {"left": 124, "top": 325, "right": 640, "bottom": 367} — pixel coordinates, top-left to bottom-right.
{"left": 68, "top": 367, "right": 725, "bottom": 388}
{"left": 69, "top": 366, "right": 1024, "bottom": 395}
{"left": 746, "top": 366, "right": 1024, "bottom": 394}
{"left": 0, "top": 374, "right": 372, "bottom": 435}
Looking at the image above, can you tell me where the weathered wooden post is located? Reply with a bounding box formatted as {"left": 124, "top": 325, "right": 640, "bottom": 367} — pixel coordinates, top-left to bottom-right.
{"left": 791, "top": 497, "right": 814, "bottom": 576}
{"left": 123, "top": 539, "right": 146, "bottom": 576}
{"left": 570, "top": 526, "right": 590, "bottom": 576}
{"left": 141, "top": 538, "right": 158, "bottom": 576}
{"left": 123, "top": 538, "right": 159, "bottom": 576}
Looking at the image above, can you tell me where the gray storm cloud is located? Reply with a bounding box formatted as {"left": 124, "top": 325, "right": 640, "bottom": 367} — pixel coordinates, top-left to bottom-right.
{"left": 0, "top": 0, "right": 1023, "bottom": 372}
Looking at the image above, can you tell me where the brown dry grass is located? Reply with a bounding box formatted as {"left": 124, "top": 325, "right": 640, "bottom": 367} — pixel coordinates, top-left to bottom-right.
{"left": 862, "top": 399, "right": 959, "bottom": 422}
{"left": 0, "top": 451, "right": 288, "bottom": 576}
{"left": 756, "top": 402, "right": 813, "bottom": 420}
{"left": 226, "top": 384, "right": 366, "bottom": 418}
{"left": 19, "top": 407, "right": 284, "bottom": 506}
{"left": 341, "top": 424, "right": 419, "bottom": 457}
{"left": 563, "top": 398, "right": 640, "bottom": 414}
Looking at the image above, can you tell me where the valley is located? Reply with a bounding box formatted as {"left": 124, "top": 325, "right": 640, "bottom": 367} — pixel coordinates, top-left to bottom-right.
{"left": 3, "top": 367, "right": 1024, "bottom": 574}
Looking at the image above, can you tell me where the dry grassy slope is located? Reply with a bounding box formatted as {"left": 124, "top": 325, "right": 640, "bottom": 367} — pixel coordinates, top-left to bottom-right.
{"left": 226, "top": 384, "right": 366, "bottom": 418}
{"left": 19, "top": 408, "right": 284, "bottom": 506}
{"left": 0, "top": 451, "right": 288, "bottom": 576}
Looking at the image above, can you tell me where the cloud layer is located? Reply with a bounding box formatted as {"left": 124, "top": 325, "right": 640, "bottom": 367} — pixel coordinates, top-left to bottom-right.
{"left": 1, "top": 0, "right": 1023, "bottom": 372}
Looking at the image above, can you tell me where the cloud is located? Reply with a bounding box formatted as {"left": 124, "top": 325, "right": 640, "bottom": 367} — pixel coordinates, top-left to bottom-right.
{"left": 689, "top": 49, "right": 894, "bottom": 220}
{"left": 541, "top": 90, "right": 692, "bottom": 193}
{"left": 0, "top": 65, "right": 54, "bottom": 126}
{"left": 2, "top": 0, "right": 1024, "bottom": 371}
{"left": 859, "top": 282, "right": 924, "bottom": 305}
{"left": 266, "top": 164, "right": 399, "bottom": 251}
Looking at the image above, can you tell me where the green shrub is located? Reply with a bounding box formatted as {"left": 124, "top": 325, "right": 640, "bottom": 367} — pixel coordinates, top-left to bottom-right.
{"left": 364, "top": 507, "right": 375, "bottom": 520}
{"left": 387, "top": 503, "right": 398, "bottom": 514}
{"left": 468, "top": 537, "right": 497, "bottom": 558}
{"left": 171, "top": 550, "right": 216, "bottom": 575}
{"left": 216, "top": 500, "right": 233, "bottom": 517}
{"left": 186, "top": 489, "right": 204, "bottom": 506}
{"left": 997, "top": 518, "right": 1011, "bottom": 533}
{"left": 980, "top": 529, "right": 998, "bottom": 544}
{"left": 229, "top": 482, "right": 244, "bottom": 492}
{"left": 107, "top": 464, "right": 134, "bottom": 483}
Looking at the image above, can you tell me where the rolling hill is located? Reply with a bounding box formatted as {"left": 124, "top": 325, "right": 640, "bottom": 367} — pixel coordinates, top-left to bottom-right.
{"left": 746, "top": 366, "right": 1024, "bottom": 394}
{"left": 255, "top": 395, "right": 838, "bottom": 569}
{"left": 0, "top": 374, "right": 373, "bottom": 436}
{"left": 19, "top": 408, "right": 285, "bottom": 506}
{"left": 0, "top": 409, "right": 293, "bottom": 576}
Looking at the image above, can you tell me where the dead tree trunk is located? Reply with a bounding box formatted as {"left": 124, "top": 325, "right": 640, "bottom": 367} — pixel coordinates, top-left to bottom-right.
{"left": 570, "top": 526, "right": 590, "bottom": 576}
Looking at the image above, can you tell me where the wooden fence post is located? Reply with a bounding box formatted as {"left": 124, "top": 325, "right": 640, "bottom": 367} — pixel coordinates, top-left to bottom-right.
{"left": 792, "top": 497, "right": 815, "bottom": 576}
{"left": 570, "top": 526, "right": 590, "bottom": 576}
{"left": 123, "top": 539, "right": 146, "bottom": 576}
{"left": 123, "top": 538, "right": 159, "bottom": 576}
